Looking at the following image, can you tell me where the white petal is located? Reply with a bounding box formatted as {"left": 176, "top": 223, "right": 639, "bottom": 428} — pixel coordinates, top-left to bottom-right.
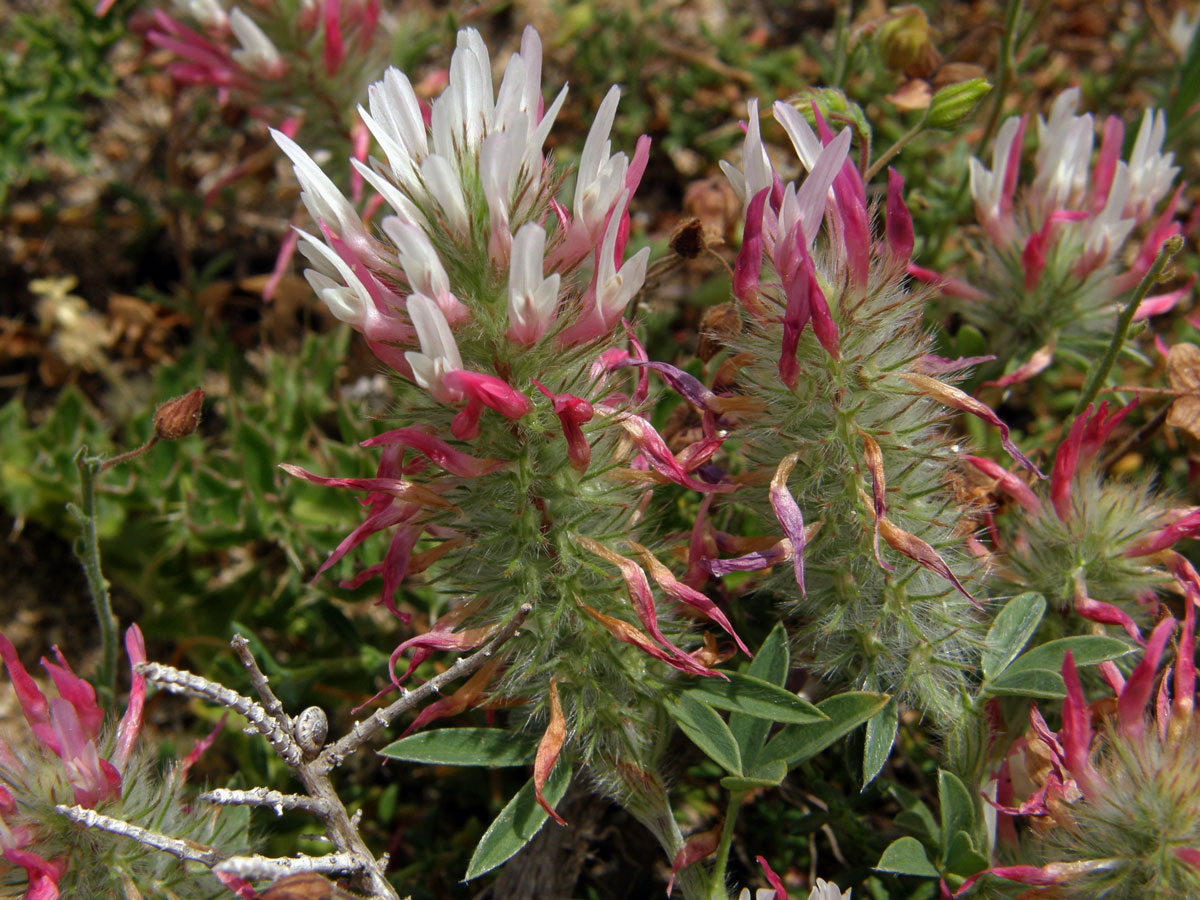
{"left": 421, "top": 154, "right": 470, "bottom": 236}
{"left": 576, "top": 85, "right": 620, "bottom": 209}
{"left": 272, "top": 128, "right": 364, "bottom": 242}
{"left": 382, "top": 217, "right": 449, "bottom": 300}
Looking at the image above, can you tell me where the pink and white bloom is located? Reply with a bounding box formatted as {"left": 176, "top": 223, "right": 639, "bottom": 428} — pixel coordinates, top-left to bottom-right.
{"left": 1125, "top": 108, "right": 1178, "bottom": 221}
{"left": 228, "top": 7, "right": 284, "bottom": 77}
{"left": 405, "top": 294, "right": 464, "bottom": 404}
{"left": 506, "top": 224, "right": 561, "bottom": 345}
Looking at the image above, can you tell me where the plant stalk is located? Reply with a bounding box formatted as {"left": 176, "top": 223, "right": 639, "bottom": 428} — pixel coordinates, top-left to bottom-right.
{"left": 73, "top": 447, "right": 118, "bottom": 701}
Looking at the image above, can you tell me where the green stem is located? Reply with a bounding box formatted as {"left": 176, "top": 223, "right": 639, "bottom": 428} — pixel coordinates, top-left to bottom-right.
{"left": 707, "top": 790, "right": 745, "bottom": 900}
{"left": 73, "top": 447, "right": 118, "bottom": 702}
{"left": 864, "top": 117, "right": 926, "bottom": 183}
{"left": 829, "top": 4, "right": 851, "bottom": 89}
{"left": 1072, "top": 244, "right": 1177, "bottom": 417}
{"left": 976, "top": 0, "right": 1023, "bottom": 153}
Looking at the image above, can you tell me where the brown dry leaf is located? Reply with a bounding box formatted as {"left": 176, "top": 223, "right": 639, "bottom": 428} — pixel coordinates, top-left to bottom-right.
{"left": 886, "top": 79, "right": 932, "bottom": 111}
{"left": 1167, "top": 343, "right": 1200, "bottom": 439}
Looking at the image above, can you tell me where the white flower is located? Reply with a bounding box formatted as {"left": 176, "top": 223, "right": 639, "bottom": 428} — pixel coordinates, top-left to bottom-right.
{"left": 1125, "top": 108, "right": 1178, "bottom": 221}
{"left": 405, "top": 294, "right": 464, "bottom": 404}
{"left": 735, "top": 878, "right": 850, "bottom": 900}
{"left": 720, "top": 98, "right": 774, "bottom": 205}
{"left": 777, "top": 123, "right": 851, "bottom": 252}
{"left": 1170, "top": 8, "right": 1199, "bottom": 56}
{"left": 229, "top": 7, "right": 282, "bottom": 75}
{"left": 1082, "top": 162, "right": 1136, "bottom": 261}
{"left": 1032, "top": 88, "right": 1094, "bottom": 211}
{"left": 381, "top": 216, "right": 458, "bottom": 318}
{"left": 295, "top": 229, "right": 407, "bottom": 343}
{"left": 506, "top": 223, "right": 561, "bottom": 345}
{"left": 968, "top": 114, "right": 1023, "bottom": 237}
{"left": 572, "top": 86, "right": 633, "bottom": 240}
{"left": 594, "top": 189, "right": 651, "bottom": 326}
{"left": 273, "top": 129, "right": 375, "bottom": 260}
{"left": 170, "top": 0, "right": 227, "bottom": 30}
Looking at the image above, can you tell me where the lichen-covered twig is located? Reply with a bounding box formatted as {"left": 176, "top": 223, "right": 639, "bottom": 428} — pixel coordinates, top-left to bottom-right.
{"left": 56, "top": 805, "right": 226, "bottom": 867}
{"left": 213, "top": 851, "right": 362, "bottom": 879}
{"left": 316, "top": 603, "right": 532, "bottom": 772}
{"left": 230, "top": 633, "right": 291, "bottom": 729}
{"left": 74, "top": 604, "right": 531, "bottom": 900}
{"left": 136, "top": 661, "right": 302, "bottom": 766}
{"left": 199, "top": 787, "right": 326, "bottom": 817}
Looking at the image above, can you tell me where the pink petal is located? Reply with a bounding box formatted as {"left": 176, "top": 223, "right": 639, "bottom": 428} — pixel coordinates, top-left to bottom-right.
{"left": 886, "top": 168, "right": 915, "bottom": 262}
{"left": 1060, "top": 651, "right": 1100, "bottom": 799}
{"left": 1072, "top": 574, "right": 1143, "bottom": 642}
{"left": 0, "top": 632, "right": 57, "bottom": 754}
{"left": 769, "top": 454, "right": 808, "bottom": 597}
{"left": 1117, "top": 616, "right": 1175, "bottom": 740}
{"left": 1135, "top": 275, "right": 1195, "bottom": 320}
{"left": 322, "top": 0, "right": 345, "bottom": 75}
{"left": 40, "top": 648, "right": 103, "bottom": 742}
{"left": 667, "top": 826, "right": 720, "bottom": 896}
{"left": 1091, "top": 116, "right": 1124, "bottom": 212}
{"left": 964, "top": 455, "right": 1042, "bottom": 513}
{"left": 112, "top": 624, "right": 146, "bottom": 769}
{"left": 756, "top": 855, "right": 788, "bottom": 900}
{"left": 615, "top": 414, "right": 734, "bottom": 493}
{"left": 362, "top": 428, "right": 509, "bottom": 477}
{"left": 629, "top": 543, "right": 750, "bottom": 656}
{"left": 442, "top": 370, "right": 532, "bottom": 421}
{"left": 179, "top": 713, "right": 227, "bottom": 784}
{"left": 984, "top": 343, "right": 1055, "bottom": 388}
{"left": 907, "top": 264, "right": 991, "bottom": 302}
{"left": 734, "top": 188, "right": 770, "bottom": 314}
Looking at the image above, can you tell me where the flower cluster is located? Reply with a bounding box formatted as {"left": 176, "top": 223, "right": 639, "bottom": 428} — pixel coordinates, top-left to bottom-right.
{"left": 918, "top": 88, "right": 1188, "bottom": 385}
{"left": 0, "top": 627, "right": 247, "bottom": 899}
{"left": 974, "top": 563, "right": 1200, "bottom": 899}
{"left": 968, "top": 402, "right": 1200, "bottom": 641}
{"left": 696, "top": 98, "right": 1037, "bottom": 719}
{"left": 277, "top": 26, "right": 743, "bottom": 826}
{"left": 130, "top": 0, "right": 397, "bottom": 296}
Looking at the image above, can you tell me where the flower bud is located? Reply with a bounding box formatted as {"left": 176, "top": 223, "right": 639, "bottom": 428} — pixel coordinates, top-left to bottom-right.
{"left": 153, "top": 388, "right": 205, "bottom": 441}
{"left": 874, "top": 6, "right": 939, "bottom": 75}
{"left": 926, "top": 77, "right": 992, "bottom": 130}
{"left": 786, "top": 88, "right": 871, "bottom": 144}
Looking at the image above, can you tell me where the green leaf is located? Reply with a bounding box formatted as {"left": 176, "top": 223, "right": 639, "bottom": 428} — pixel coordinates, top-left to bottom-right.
{"left": 937, "top": 770, "right": 974, "bottom": 860}
{"left": 719, "top": 760, "right": 786, "bottom": 792}
{"left": 875, "top": 836, "right": 940, "bottom": 878}
{"left": 944, "top": 831, "right": 988, "bottom": 877}
{"left": 464, "top": 758, "right": 571, "bottom": 880}
{"left": 380, "top": 729, "right": 537, "bottom": 767}
{"left": 981, "top": 592, "right": 1045, "bottom": 680}
{"left": 686, "top": 672, "right": 825, "bottom": 725}
{"left": 862, "top": 696, "right": 898, "bottom": 789}
{"left": 985, "top": 668, "right": 1066, "bottom": 699}
{"left": 760, "top": 692, "right": 889, "bottom": 766}
{"left": 730, "top": 622, "right": 789, "bottom": 769}
{"left": 889, "top": 785, "right": 939, "bottom": 844}
{"left": 1006, "top": 635, "right": 1133, "bottom": 676}
{"left": 667, "top": 694, "right": 742, "bottom": 775}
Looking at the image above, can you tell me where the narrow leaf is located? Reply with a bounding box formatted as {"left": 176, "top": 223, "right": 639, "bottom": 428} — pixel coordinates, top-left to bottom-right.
{"left": 761, "top": 692, "right": 889, "bottom": 766}
{"left": 937, "top": 770, "right": 975, "bottom": 860}
{"left": 667, "top": 694, "right": 742, "bottom": 775}
{"left": 875, "top": 836, "right": 940, "bottom": 878}
{"left": 730, "top": 622, "right": 789, "bottom": 769}
{"left": 985, "top": 668, "right": 1066, "bottom": 699}
{"left": 686, "top": 672, "right": 825, "bottom": 725}
{"left": 982, "top": 592, "right": 1046, "bottom": 680}
{"left": 719, "top": 760, "right": 787, "bottom": 792}
{"left": 380, "top": 728, "right": 537, "bottom": 766}
{"left": 464, "top": 759, "right": 572, "bottom": 880}
{"left": 1006, "top": 635, "right": 1133, "bottom": 675}
{"left": 862, "top": 696, "right": 899, "bottom": 788}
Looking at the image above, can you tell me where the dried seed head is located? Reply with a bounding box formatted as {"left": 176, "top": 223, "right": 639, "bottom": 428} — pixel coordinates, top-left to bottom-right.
{"left": 153, "top": 388, "right": 205, "bottom": 441}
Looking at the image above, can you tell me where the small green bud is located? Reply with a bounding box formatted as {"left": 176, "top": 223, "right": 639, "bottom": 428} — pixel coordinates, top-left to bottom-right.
{"left": 874, "top": 6, "right": 937, "bottom": 73}
{"left": 786, "top": 88, "right": 871, "bottom": 145}
{"left": 926, "top": 78, "right": 992, "bottom": 130}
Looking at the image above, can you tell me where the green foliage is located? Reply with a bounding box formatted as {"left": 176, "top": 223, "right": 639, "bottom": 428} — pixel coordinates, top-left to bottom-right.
{"left": 0, "top": 0, "right": 124, "bottom": 207}
{"left": 464, "top": 759, "right": 572, "bottom": 880}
